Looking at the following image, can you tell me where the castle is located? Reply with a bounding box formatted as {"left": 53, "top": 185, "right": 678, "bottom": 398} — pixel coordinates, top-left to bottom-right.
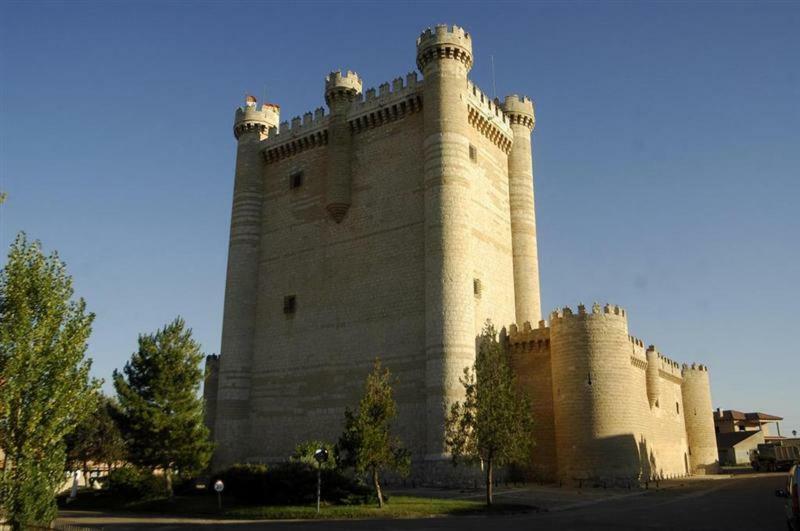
{"left": 204, "top": 24, "right": 719, "bottom": 484}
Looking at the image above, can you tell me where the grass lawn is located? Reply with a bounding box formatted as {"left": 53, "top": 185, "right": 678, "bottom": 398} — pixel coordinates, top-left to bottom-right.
{"left": 60, "top": 491, "right": 532, "bottom": 520}
{"left": 225, "top": 495, "right": 529, "bottom": 519}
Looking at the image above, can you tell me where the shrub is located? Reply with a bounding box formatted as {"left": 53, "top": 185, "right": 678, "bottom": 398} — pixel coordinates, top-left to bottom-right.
{"left": 217, "top": 462, "right": 375, "bottom": 506}
{"left": 105, "top": 467, "right": 165, "bottom": 499}
{"left": 216, "top": 464, "right": 270, "bottom": 504}
{"left": 291, "top": 440, "right": 337, "bottom": 470}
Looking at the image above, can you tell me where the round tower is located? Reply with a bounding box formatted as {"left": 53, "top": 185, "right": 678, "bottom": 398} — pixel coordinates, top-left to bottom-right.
{"left": 324, "top": 70, "right": 362, "bottom": 223}
{"left": 214, "top": 96, "right": 279, "bottom": 469}
{"left": 645, "top": 346, "right": 661, "bottom": 409}
{"left": 416, "top": 25, "right": 476, "bottom": 464}
{"left": 681, "top": 364, "right": 719, "bottom": 474}
{"left": 502, "top": 95, "right": 541, "bottom": 326}
{"left": 549, "top": 303, "right": 641, "bottom": 484}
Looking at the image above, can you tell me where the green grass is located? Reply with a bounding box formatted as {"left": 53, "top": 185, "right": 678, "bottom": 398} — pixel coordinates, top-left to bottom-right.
{"left": 224, "top": 495, "right": 526, "bottom": 519}
{"left": 60, "top": 491, "right": 532, "bottom": 520}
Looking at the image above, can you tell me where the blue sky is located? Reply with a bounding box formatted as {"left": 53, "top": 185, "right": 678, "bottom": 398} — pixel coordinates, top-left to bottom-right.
{"left": 1, "top": 1, "right": 798, "bottom": 436}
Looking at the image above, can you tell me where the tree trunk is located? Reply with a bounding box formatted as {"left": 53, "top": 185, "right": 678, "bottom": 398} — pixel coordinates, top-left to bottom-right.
{"left": 372, "top": 467, "right": 383, "bottom": 508}
{"left": 486, "top": 457, "right": 493, "bottom": 506}
{"left": 165, "top": 467, "right": 173, "bottom": 499}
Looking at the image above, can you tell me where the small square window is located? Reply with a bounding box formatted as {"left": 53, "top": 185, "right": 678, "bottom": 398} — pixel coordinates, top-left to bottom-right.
{"left": 283, "top": 295, "right": 296, "bottom": 315}
{"left": 289, "top": 171, "right": 303, "bottom": 189}
{"left": 469, "top": 144, "right": 477, "bottom": 162}
{"left": 473, "top": 278, "right": 482, "bottom": 298}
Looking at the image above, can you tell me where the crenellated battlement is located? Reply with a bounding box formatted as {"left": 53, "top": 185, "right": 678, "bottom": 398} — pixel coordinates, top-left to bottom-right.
{"left": 325, "top": 70, "right": 363, "bottom": 105}
{"left": 505, "top": 320, "right": 551, "bottom": 354}
{"left": 416, "top": 24, "right": 473, "bottom": 71}
{"left": 466, "top": 81, "right": 514, "bottom": 153}
{"left": 348, "top": 72, "right": 424, "bottom": 133}
{"left": 502, "top": 94, "right": 535, "bottom": 130}
{"left": 233, "top": 102, "right": 281, "bottom": 139}
{"left": 550, "top": 302, "right": 627, "bottom": 322}
{"left": 417, "top": 24, "right": 471, "bottom": 46}
{"left": 629, "top": 335, "right": 646, "bottom": 348}
{"left": 682, "top": 363, "right": 710, "bottom": 373}
{"left": 466, "top": 82, "right": 509, "bottom": 125}
{"left": 260, "top": 107, "right": 329, "bottom": 164}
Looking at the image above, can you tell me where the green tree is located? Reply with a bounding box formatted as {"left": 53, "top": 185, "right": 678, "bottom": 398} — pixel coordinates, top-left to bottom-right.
{"left": 337, "top": 359, "right": 410, "bottom": 508}
{"left": 445, "top": 322, "right": 535, "bottom": 506}
{"left": 113, "top": 318, "right": 213, "bottom": 497}
{"left": 64, "top": 395, "right": 126, "bottom": 482}
{"left": 0, "top": 233, "right": 100, "bottom": 529}
{"left": 291, "top": 440, "right": 337, "bottom": 470}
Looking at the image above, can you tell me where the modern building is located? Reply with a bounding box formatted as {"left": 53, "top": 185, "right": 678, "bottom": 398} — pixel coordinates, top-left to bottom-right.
{"left": 714, "top": 409, "right": 784, "bottom": 465}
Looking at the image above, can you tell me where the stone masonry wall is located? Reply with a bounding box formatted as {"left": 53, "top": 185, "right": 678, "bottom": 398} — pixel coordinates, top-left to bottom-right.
{"left": 246, "top": 110, "right": 429, "bottom": 463}
{"left": 510, "top": 304, "right": 709, "bottom": 485}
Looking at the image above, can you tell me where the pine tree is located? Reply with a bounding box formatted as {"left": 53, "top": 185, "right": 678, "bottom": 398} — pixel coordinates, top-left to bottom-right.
{"left": 338, "top": 359, "right": 410, "bottom": 508}
{"left": 0, "top": 233, "right": 100, "bottom": 529}
{"left": 445, "top": 322, "right": 535, "bottom": 505}
{"left": 113, "top": 318, "right": 213, "bottom": 496}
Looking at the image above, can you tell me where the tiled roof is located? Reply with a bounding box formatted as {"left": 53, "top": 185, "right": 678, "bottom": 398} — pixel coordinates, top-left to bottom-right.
{"left": 714, "top": 410, "right": 783, "bottom": 422}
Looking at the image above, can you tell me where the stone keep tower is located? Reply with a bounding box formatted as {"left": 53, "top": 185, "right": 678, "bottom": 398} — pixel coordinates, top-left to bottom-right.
{"left": 207, "top": 23, "right": 717, "bottom": 484}
{"left": 208, "top": 24, "right": 537, "bottom": 475}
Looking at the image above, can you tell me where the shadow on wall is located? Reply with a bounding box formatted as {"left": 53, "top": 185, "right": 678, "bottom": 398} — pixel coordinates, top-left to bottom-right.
{"left": 565, "top": 434, "right": 689, "bottom": 487}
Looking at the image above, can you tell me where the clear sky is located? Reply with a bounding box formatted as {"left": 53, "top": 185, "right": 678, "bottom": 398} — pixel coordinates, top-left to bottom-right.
{"left": 1, "top": 1, "right": 798, "bottom": 436}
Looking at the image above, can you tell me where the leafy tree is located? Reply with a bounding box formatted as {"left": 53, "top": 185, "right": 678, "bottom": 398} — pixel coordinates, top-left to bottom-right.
{"left": 64, "top": 395, "right": 126, "bottom": 482}
{"left": 113, "top": 317, "right": 213, "bottom": 497}
{"left": 337, "top": 359, "right": 410, "bottom": 508}
{"left": 291, "top": 440, "right": 337, "bottom": 470}
{"left": 445, "top": 322, "right": 535, "bottom": 505}
{"left": 0, "top": 233, "right": 100, "bottom": 529}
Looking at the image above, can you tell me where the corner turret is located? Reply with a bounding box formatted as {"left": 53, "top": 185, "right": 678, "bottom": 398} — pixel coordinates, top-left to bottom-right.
{"left": 417, "top": 24, "right": 477, "bottom": 471}
{"left": 233, "top": 95, "right": 280, "bottom": 140}
{"left": 681, "top": 363, "right": 719, "bottom": 474}
{"left": 502, "top": 95, "right": 535, "bottom": 130}
{"left": 416, "top": 24, "right": 473, "bottom": 73}
{"left": 549, "top": 303, "right": 639, "bottom": 484}
{"left": 503, "top": 94, "right": 540, "bottom": 325}
{"left": 324, "top": 70, "right": 363, "bottom": 105}
{"left": 215, "top": 95, "right": 275, "bottom": 468}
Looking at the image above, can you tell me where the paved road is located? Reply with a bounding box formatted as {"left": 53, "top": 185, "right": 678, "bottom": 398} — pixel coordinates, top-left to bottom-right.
{"left": 58, "top": 473, "right": 790, "bottom": 530}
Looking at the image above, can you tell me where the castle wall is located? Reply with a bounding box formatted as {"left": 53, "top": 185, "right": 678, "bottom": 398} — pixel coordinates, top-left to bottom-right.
{"left": 628, "top": 345, "right": 690, "bottom": 479}
{"left": 508, "top": 324, "right": 557, "bottom": 481}
{"left": 510, "top": 305, "right": 706, "bottom": 485}
{"left": 466, "top": 116, "right": 515, "bottom": 334}
{"left": 245, "top": 109, "right": 430, "bottom": 463}
{"left": 214, "top": 66, "right": 519, "bottom": 475}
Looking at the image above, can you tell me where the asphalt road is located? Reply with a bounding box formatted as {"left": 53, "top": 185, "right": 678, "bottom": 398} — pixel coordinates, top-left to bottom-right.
{"left": 59, "top": 473, "right": 790, "bottom": 531}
